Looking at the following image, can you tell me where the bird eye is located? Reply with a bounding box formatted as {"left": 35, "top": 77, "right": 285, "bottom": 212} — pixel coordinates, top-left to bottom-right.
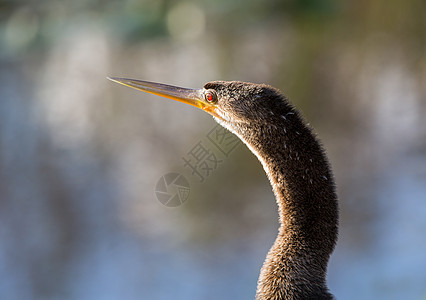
{"left": 204, "top": 90, "right": 217, "bottom": 104}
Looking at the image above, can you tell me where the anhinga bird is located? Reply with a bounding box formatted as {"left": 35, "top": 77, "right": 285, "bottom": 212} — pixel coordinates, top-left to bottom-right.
{"left": 109, "top": 78, "right": 339, "bottom": 300}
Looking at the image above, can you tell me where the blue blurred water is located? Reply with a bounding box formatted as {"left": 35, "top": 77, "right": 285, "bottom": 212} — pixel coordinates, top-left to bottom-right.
{"left": 329, "top": 155, "right": 426, "bottom": 300}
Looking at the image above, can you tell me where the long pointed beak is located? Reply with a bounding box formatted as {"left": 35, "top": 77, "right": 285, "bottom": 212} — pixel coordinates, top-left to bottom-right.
{"left": 108, "top": 77, "right": 217, "bottom": 116}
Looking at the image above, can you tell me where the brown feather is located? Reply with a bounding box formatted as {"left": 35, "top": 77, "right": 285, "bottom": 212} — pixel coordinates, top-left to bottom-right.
{"left": 205, "top": 81, "right": 338, "bottom": 300}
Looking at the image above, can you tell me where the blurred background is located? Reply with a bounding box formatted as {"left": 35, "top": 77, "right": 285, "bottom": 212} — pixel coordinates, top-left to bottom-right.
{"left": 1, "top": 0, "right": 425, "bottom": 299}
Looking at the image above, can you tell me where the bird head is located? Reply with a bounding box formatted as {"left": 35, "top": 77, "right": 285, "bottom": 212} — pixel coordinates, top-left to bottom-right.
{"left": 108, "top": 78, "right": 292, "bottom": 135}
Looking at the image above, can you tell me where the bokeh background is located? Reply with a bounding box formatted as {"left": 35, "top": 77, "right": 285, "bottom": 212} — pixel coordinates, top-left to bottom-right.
{"left": 1, "top": 0, "right": 426, "bottom": 299}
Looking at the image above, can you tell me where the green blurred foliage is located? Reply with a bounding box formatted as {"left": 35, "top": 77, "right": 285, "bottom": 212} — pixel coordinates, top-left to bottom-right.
{"left": 1, "top": 0, "right": 424, "bottom": 53}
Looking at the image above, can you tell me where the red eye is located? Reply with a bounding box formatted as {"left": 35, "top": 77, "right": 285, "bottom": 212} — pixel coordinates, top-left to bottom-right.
{"left": 204, "top": 90, "right": 217, "bottom": 103}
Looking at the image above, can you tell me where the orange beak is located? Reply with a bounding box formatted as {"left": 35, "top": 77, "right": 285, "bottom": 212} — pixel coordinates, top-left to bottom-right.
{"left": 108, "top": 77, "right": 219, "bottom": 118}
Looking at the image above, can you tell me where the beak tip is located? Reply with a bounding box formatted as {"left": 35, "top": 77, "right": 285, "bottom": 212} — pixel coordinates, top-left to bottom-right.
{"left": 107, "top": 76, "right": 118, "bottom": 82}
{"left": 108, "top": 77, "right": 129, "bottom": 86}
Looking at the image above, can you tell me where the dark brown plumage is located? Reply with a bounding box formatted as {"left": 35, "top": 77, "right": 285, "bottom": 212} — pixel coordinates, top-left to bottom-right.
{"left": 109, "top": 78, "right": 339, "bottom": 300}
{"left": 204, "top": 81, "right": 338, "bottom": 300}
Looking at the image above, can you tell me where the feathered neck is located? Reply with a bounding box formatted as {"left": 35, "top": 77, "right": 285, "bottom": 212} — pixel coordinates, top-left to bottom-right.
{"left": 219, "top": 110, "right": 338, "bottom": 300}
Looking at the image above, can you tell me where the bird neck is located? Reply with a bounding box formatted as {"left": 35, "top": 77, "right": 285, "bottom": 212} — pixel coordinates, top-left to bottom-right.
{"left": 235, "top": 115, "right": 338, "bottom": 299}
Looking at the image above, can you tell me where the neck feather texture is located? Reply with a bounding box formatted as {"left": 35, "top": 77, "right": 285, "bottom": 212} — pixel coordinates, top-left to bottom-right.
{"left": 230, "top": 112, "right": 338, "bottom": 300}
